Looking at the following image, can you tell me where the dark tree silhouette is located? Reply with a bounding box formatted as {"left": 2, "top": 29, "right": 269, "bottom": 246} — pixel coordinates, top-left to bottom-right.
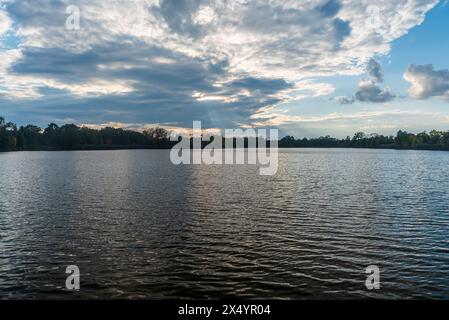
{"left": 1, "top": 116, "right": 449, "bottom": 151}
{"left": 0, "top": 117, "right": 172, "bottom": 151}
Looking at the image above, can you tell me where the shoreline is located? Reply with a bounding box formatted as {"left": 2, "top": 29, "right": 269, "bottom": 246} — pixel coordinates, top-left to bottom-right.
{"left": 2, "top": 145, "right": 449, "bottom": 153}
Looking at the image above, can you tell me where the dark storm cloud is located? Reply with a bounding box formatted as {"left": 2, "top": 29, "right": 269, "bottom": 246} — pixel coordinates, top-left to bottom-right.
{"left": 151, "top": 0, "right": 204, "bottom": 38}
{"left": 229, "top": 77, "right": 294, "bottom": 95}
{"left": 6, "top": 36, "right": 290, "bottom": 128}
{"left": 354, "top": 59, "right": 394, "bottom": 103}
{"left": 5, "top": 0, "right": 68, "bottom": 27}
{"left": 2, "top": 0, "right": 301, "bottom": 128}
{"left": 355, "top": 80, "right": 395, "bottom": 103}
{"left": 338, "top": 58, "right": 395, "bottom": 104}
{"left": 239, "top": 0, "right": 351, "bottom": 47}
{"left": 366, "top": 58, "right": 384, "bottom": 83}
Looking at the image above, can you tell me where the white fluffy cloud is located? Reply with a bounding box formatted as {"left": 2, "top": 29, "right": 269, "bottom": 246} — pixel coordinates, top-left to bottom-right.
{"left": 404, "top": 64, "right": 449, "bottom": 100}
{"left": 0, "top": 9, "right": 11, "bottom": 35}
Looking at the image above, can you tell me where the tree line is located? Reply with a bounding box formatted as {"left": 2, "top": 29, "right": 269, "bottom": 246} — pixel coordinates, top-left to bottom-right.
{"left": 279, "top": 131, "right": 449, "bottom": 150}
{"left": 0, "top": 116, "right": 171, "bottom": 150}
{"left": 1, "top": 116, "right": 449, "bottom": 151}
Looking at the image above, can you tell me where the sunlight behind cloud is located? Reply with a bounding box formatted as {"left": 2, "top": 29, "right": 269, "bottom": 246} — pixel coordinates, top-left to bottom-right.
{"left": 0, "top": 0, "right": 442, "bottom": 131}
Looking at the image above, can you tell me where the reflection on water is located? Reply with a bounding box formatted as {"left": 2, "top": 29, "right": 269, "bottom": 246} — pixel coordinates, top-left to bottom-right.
{"left": 1, "top": 149, "right": 449, "bottom": 299}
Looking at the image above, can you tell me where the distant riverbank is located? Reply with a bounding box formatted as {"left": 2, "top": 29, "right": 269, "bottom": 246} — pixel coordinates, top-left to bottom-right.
{"left": 2, "top": 116, "right": 449, "bottom": 152}
{"left": 2, "top": 144, "right": 449, "bottom": 153}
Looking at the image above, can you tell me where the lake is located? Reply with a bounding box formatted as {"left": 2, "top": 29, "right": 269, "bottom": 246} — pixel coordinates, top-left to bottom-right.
{"left": 1, "top": 149, "right": 449, "bottom": 299}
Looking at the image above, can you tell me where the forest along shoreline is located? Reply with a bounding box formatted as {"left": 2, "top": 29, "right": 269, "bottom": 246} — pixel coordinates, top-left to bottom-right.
{"left": 1, "top": 116, "right": 449, "bottom": 152}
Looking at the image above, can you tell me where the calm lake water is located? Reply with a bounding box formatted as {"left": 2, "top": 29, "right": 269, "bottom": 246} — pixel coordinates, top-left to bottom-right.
{"left": 1, "top": 149, "right": 449, "bottom": 299}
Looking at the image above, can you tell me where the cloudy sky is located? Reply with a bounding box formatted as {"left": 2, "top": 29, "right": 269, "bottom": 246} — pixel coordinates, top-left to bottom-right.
{"left": 1, "top": 0, "right": 449, "bottom": 137}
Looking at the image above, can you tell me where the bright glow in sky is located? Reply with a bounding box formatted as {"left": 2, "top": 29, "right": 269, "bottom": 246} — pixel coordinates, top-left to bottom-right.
{"left": 1, "top": 0, "right": 449, "bottom": 137}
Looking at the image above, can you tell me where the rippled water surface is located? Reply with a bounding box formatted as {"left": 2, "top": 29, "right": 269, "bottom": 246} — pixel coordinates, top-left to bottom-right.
{"left": 1, "top": 149, "right": 449, "bottom": 299}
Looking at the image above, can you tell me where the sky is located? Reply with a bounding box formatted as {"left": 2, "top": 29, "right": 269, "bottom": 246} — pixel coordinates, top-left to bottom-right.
{"left": 1, "top": 0, "right": 449, "bottom": 138}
